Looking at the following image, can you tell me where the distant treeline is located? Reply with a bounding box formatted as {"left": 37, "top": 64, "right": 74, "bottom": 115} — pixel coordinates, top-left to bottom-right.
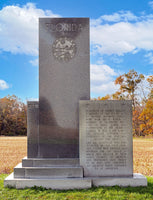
{"left": 0, "top": 70, "right": 153, "bottom": 137}
{"left": 0, "top": 95, "right": 27, "bottom": 136}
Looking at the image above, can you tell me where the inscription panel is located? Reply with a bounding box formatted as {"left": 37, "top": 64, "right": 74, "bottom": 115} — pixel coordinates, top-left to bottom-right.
{"left": 79, "top": 100, "right": 133, "bottom": 177}
{"left": 45, "top": 23, "right": 83, "bottom": 32}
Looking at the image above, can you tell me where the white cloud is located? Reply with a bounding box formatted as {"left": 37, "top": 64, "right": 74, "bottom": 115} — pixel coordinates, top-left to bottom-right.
{"left": 1, "top": 4, "right": 153, "bottom": 60}
{"left": 29, "top": 58, "right": 38, "bottom": 66}
{"left": 149, "top": 1, "right": 153, "bottom": 9}
{"left": 110, "top": 56, "right": 123, "bottom": 64}
{"left": 1, "top": 3, "right": 153, "bottom": 70}
{"left": 0, "top": 3, "right": 59, "bottom": 56}
{"left": 0, "top": 79, "right": 9, "bottom": 90}
{"left": 91, "top": 64, "right": 119, "bottom": 95}
{"left": 145, "top": 52, "right": 153, "bottom": 64}
{"left": 27, "top": 97, "right": 39, "bottom": 101}
{"left": 91, "top": 11, "right": 153, "bottom": 56}
{"left": 91, "top": 11, "right": 138, "bottom": 26}
{"left": 91, "top": 81, "right": 118, "bottom": 96}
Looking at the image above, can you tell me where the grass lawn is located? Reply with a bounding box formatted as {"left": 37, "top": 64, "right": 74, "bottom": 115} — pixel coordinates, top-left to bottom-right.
{"left": 0, "top": 174, "right": 153, "bottom": 200}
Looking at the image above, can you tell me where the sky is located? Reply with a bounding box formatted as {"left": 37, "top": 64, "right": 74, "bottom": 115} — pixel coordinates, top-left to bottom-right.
{"left": 0, "top": 0, "right": 153, "bottom": 101}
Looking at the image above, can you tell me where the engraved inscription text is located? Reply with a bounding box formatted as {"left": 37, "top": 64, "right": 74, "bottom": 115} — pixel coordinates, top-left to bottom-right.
{"left": 46, "top": 23, "right": 83, "bottom": 32}
{"left": 80, "top": 101, "right": 133, "bottom": 177}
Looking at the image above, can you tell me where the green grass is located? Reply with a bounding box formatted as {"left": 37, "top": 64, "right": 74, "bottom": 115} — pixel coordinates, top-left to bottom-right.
{"left": 1, "top": 174, "right": 153, "bottom": 200}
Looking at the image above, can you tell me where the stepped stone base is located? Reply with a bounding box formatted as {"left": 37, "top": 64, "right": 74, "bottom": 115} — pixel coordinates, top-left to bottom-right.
{"left": 14, "top": 163, "right": 83, "bottom": 179}
{"left": 4, "top": 173, "right": 147, "bottom": 189}
{"left": 4, "top": 158, "right": 147, "bottom": 189}
{"left": 91, "top": 173, "right": 147, "bottom": 187}
{"left": 22, "top": 157, "right": 80, "bottom": 167}
{"left": 4, "top": 173, "right": 91, "bottom": 190}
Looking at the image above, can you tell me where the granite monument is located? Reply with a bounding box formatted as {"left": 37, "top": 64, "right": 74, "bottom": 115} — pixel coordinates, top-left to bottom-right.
{"left": 4, "top": 17, "right": 147, "bottom": 189}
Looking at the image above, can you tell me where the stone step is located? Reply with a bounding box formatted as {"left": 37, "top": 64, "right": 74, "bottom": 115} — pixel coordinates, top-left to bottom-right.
{"left": 5, "top": 173, "right": 92, "bottom": 190}
{"left": 14, "top": 163, "right": 83, "bottom": 179}
{"left": 22, "top": 157, "right": 80, "bottom": 167}
{"left": 4, "top": 173, "right": 147, "bottom": 190}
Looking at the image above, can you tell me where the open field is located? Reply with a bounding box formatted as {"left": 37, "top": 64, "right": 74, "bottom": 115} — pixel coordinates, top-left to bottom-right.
{"left": 0, "top": 137, "right": 27, "bottom": 174}
{"left": 133, "top": 137, "right": 153, "bottom": 176}
{"left": 0, "top": 136, "right": 153, "bottom": 176}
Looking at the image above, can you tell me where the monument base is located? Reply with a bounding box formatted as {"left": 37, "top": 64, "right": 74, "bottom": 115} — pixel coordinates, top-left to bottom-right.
{"left": 91, "top": 173, "right": 147, "bottom": 187}
{"left": 4, "top": 158, "right": 147, "bottom": 189}
{"left": 4, "top": 173, "right": 147, "bottom": 189}
{"left": 4, "top": 173, "right": 91, "bottom": 190}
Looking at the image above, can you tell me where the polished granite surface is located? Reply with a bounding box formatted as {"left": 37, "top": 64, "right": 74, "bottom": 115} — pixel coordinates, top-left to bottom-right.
{"left": 38, "top": 18, "right": 90, "bottom": 158}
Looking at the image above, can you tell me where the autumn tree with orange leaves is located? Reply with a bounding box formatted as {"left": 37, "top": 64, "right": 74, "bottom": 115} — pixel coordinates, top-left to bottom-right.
{"left": 138, "top": 75, "right": 153, "bottom": 136}
{"left": 114, "top": 70, "right": 145, "bottom": 110}
{"left": 0, "top": 95, "right": 27, "bottom": 136}
{"left": 97, "top": 70, "right": 153, "bottom": 136}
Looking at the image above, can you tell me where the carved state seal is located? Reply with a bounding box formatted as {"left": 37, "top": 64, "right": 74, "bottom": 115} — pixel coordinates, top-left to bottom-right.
{"left": 52, "top": 37, "right": 77, "bottom": 61}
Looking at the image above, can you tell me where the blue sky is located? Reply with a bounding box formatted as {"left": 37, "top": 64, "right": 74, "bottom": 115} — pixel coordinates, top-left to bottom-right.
{"left": 0, "top": 0, "right": 153, "bottom": 101}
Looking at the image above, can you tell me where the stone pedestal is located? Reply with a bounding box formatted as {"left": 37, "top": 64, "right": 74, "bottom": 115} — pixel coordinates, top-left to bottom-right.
{"left": 4, "top": 18, "right": 147, "bottom": 189}
{"left": 4, "top": 157, "right": 91, "bottom": 190}
{"left": 4, "top": 163, "right": 147, "bottom": 189}
{"left": 4, "top": 100, "right": 147, "bottom": 189}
